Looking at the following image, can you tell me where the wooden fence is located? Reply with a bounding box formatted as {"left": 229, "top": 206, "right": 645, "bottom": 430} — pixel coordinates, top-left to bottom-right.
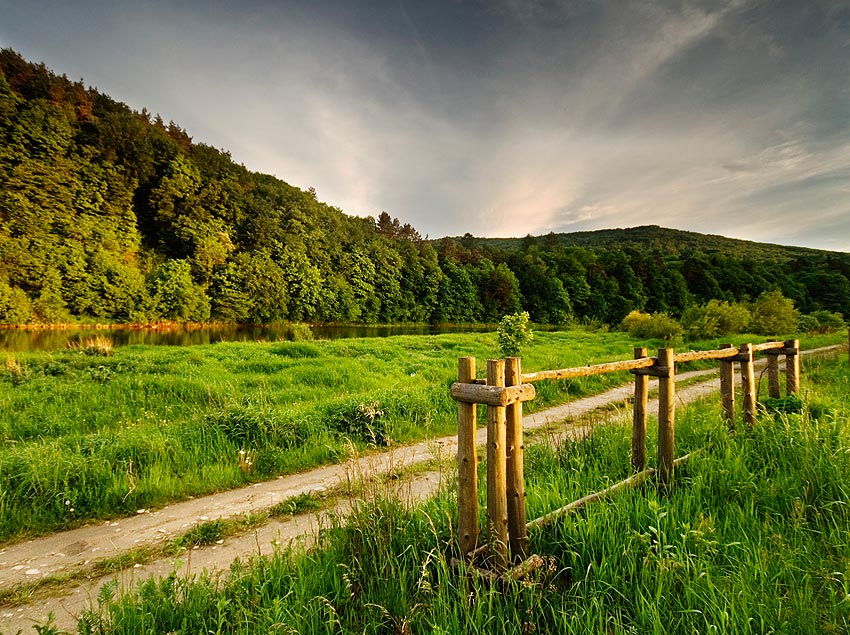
{"left": 451, "top": 339, "right": 800, "bottom": 573}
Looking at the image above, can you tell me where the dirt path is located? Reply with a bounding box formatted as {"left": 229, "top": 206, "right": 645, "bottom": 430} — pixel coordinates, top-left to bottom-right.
{"left": 1, "top": 345, "right": 841, "bottom": 633}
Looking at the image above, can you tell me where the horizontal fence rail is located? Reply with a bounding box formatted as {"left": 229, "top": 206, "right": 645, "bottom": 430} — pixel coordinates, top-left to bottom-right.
{"left": 451, "top": 339, "right": 801, "bottom": 573}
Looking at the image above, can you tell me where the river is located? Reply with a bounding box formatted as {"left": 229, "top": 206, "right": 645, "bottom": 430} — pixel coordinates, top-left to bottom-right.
{"left": 0, "top": 323, "right": 495, "bottom": 352}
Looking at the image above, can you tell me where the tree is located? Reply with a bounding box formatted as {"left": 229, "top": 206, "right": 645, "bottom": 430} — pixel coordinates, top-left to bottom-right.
{"left": 434, "top": 260, "right": 482, "bottom": 323}
{"left": 278, "top": 245, "right": 323, "bottom": 321}
{"left": 0, "top": 279, "right": 31, "bottom": 323}
{"left": 149, "top": 260, "right": 210, "bottom": 322}
{"left": 474, "top": 259, "right": 523, "bottom": 321}
{"left": 32, "top": 268, "right": 70, "bottom": 323}
{"left": 749, "top": 290, "right": 798, "bottom": 335}
{"left": 507, "top": 253, "right": 571, "bottom": 324}
{"left": 681, "top": 299, "right": 751, "bottom": 339}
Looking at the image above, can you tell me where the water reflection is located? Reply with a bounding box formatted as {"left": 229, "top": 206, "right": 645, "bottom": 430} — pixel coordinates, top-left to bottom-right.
{"left": 0, "top": 324, "right": 493, "bottom": 352}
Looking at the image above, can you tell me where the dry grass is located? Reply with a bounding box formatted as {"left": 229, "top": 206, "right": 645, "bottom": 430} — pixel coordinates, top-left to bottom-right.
{"left": 66, "top": 334, "right": 114, "bottom": 356}
{"left": 3, "top": 356, "right": 28, "bottom": 382}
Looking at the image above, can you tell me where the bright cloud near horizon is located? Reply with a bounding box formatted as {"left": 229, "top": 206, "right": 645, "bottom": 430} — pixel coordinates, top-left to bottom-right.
{"left": 2, "top": 0, "right": 849, "bottom": 251}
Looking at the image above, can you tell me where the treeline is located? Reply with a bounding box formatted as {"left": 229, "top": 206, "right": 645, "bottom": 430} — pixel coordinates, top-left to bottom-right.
{"left": 1, "top": 49, "right": 849, "bottom": 327}
{"left": 436, "top": 233, "right": 850, "bottom": 327}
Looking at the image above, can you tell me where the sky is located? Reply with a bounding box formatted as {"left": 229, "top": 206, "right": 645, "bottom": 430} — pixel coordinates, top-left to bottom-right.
{"left": 1, "top": 0, "right": 849, "bottom": 251}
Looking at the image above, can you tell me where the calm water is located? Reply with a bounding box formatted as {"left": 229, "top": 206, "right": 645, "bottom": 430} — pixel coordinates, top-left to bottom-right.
{"left": 0, "top": 324, "right": 493, "bottom": 352}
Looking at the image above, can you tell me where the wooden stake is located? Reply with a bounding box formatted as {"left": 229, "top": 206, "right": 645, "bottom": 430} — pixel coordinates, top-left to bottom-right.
{"left": 719, "top": 343, "right": 735, "bottom": 427}
{"left": 785, "top": 339, "right": 800, "bottom": 395}
{"left": 740, "top": 343, "right": 757, "bottom": 426}
{"left": 486, "top": 359, "right": 509, "bottom": 571}
{"left": 456, "top": 357, "right": 478, "bottom": 556}
{"left": 766, "top": 348, "right": 781, "bottom": 399}
{"left": 505, "top": 357, "right": 528, "bottom": 561}
{"left": 632, "top": 347, "right": 648, "bottom": 472}
{"left": 657, "top": 348, "right": 675, "bottom": 487}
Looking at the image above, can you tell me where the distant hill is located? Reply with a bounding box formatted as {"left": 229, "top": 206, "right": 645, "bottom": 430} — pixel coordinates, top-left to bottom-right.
{"left": 1, "top": 48, "right": 848, "bottom": 327}
{"left": 458, "top": 225, "right": 835, "bottom": 261}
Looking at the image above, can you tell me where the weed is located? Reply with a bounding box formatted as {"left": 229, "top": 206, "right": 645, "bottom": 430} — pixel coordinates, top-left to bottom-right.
{"left": 170, "top": 520, "right": 227, "bottom": 551}
{"left": 270, "top": 492, "right": 323, "bottom": 517}
{"left": 326, "top": 400, "right": 389, "bottom": 446}
{"left": 3, "top": 356, "right": 28, "bottom": 384}
{"left": 762, "top": 393, "right": 804, "bottom": 414}
{"left": 237, "top": 448, "right": 255, "bottom": 474}
{"left": 66, "top": 335, "right": 114, "bottom": 356}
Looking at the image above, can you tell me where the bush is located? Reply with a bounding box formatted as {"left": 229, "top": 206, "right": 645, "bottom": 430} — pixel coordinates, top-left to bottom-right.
{"left": 288, "top": 323, "right": 314, "bottom": 341}
{"left": 206, "top": 401, "right": 302, "bottom": 449}
{"left": 620, "top": 310, "right": 682, "bottom": 343}
{"left": 681, "top": 300, "right": 751, "bottom": 339}
{"left": 800, "top": 310, "right": 845, "bottom": 334}
{"left": 497, "top": 311, "right": 533, "bottom": 357}
{"left": 325, "top": 399, "right": 389, "bottom": 446}
{"left": 749, "top": 291, "right": 798, "bottom": 335}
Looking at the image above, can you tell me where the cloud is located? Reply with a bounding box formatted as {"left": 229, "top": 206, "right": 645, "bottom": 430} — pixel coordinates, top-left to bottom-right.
{"left": 1, "top": 0, "right": 848, "bottom": 251}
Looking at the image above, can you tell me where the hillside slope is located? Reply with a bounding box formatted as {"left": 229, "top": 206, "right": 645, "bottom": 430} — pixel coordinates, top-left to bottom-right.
{"left": 1, "top": 49, "right": 848, "bottom": 326}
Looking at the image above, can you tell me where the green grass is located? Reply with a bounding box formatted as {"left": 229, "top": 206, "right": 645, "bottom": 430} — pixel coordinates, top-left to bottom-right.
{"left": 67, "top": 353, "right": 850, "bottom": 634}
{"left": 0, "top": 329, "right": 842, "bottom": 543}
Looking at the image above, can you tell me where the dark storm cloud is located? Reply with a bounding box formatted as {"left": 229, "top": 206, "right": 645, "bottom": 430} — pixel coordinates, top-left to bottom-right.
{"left": 1, "top": 0, "right": 848, "bottom": 249}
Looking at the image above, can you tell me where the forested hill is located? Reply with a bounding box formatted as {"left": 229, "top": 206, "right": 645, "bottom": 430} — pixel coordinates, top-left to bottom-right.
{"left": 466, "top": 226, "right": 828, "bottom": 261}
{"left": 1, "top": 49, "right": 849, "bottom": 327}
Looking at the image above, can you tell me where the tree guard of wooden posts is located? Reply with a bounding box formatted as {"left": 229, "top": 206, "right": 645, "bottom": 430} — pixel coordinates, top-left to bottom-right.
{"left": 451, "top": 340, "right": 801, "bottom": 568}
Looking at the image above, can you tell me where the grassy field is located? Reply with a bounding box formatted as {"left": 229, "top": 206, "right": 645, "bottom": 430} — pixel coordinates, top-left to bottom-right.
{"left": 0, "top": 328, "right": 843, "bottom": 543}
{"left": 68, "top": 352, "right": 850, "bottom": 635}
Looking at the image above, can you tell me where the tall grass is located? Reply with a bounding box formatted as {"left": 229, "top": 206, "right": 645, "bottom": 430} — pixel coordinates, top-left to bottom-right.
{"left": 0, "top": 329, "right": 842, "bottom": 543}
{"left": 71, "top": 354, "right": 850, "bottom": 634}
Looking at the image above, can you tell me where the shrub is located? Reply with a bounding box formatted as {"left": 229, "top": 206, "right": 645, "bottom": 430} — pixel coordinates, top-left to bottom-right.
{"left": 800, "top": 310, "right": 845, "bottom": 334}
{"left": 681, "top": 300, "right": 751, "bottom": 339}
{"left": 497, "top": 311, "right": 534, "bottom": 357}
{"left": 288, "top": 323, "right": 314, "bottom": 341}
{"left": 326, "top": 400, "right": 389, "bottom": 446}
{"left": 206, "top": 402, "right": 301, "bottom": 449}
{"left": 749, "top": 291, "right": 798, "bottom": 335}
{"left": 620, "top": 310, "right": 651, "bottom": 334}
{"left": 620, "top": 310, "right": 682, "bottom": 343}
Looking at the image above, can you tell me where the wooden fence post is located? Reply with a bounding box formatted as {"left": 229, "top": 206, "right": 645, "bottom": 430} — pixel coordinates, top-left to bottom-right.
{"left": 719, "top": 343, "right": 736, "bottom": 427}
{"left": 657, "top": 348, "right": 675, "bottom": 487}
{"left": 457, "top": 357, "right": 478, "bottom": 557}
{"left": 486, "top": 359, "right": 509, "bottom": 571}
{"left": 632, "top": 347, "right": 648, "bottom": 472}
{"left": 505, "top": 357, "right": 528, "bottom": 561}
{"left": 785, "top": 339, "right": 800, "bottom": 395}
{"left": 766, "top": 345, "right": 781, "bottom": 399}
{"left": 740, "top": 343, "right": 757, "bottom": 426}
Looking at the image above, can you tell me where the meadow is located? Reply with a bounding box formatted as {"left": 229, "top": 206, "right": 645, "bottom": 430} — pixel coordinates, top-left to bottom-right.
{"left": 0, "top": 328, "right": 842, "bottom": 543}
{"left": 66, "top": 351, "right": 850, "bottom": 634}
